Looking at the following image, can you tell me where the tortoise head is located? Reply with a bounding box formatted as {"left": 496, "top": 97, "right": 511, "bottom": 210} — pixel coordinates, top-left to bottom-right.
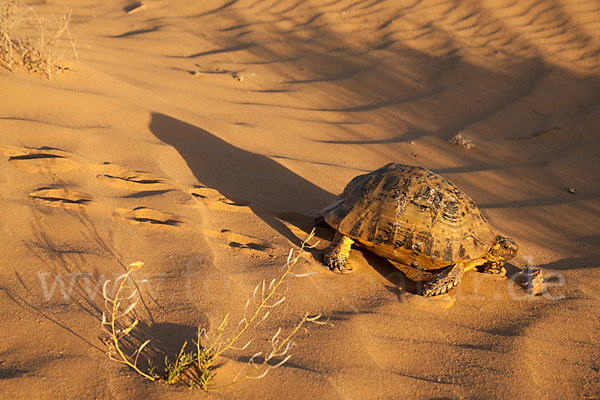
{"left": 483, "top": 236, "right": 518, "bottom": 272}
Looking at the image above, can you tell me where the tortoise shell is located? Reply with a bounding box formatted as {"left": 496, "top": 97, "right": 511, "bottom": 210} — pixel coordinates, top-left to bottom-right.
{"left": 320, "top": 163, "right": 497, "bottom": 270}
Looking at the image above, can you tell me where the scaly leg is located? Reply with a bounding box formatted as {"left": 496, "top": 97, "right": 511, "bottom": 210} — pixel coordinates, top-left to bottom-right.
{"left": 324, "top": 231, "right": 354, "bottom": 272}
{"left": 422, "top": 263, "right": 464, "bottom": 296}
{"left": 481, "top": 262, "right": 503, "bottom": 274}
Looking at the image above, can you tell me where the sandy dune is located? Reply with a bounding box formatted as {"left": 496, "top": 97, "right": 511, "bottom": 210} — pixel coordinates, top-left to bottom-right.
{"left": 1, "top": 0, "right": 599, "bottom": 398}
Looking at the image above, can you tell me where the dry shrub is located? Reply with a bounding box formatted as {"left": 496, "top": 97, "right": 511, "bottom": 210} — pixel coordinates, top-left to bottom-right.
{"left": 102, "top": 230, "right": 324, "bottom": 390}
{"left": 0, "top": 0, "right": 76, "bottom": 78}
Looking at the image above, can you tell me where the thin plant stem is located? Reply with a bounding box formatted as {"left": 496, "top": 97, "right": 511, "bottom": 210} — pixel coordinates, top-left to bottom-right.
{"left": 212, "top": 230, "right": 316, "bottom": 359}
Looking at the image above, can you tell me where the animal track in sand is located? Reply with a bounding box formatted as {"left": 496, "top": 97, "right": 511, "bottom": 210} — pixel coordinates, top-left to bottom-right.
{"left": 3, "top": 146, "right": 194, "bottom": 229}
{"left": 403, "top": 292, "right": 456, "bottom": 310}
{"left": 189, "top": 185, "right": 252, "bottom": 213}
{"left": 120, "top": 189, "right": 175, "bottom": 199}
{"left": 117, "top": 207, "right": 183, "bottom": 226}
{"left": 94, "top": 163, "right": 171, "bottom": 191}
{"left": 29, "top": 188, "right": 92, "bottom": 207}
{"left": 1, "top": 146, "right": 80, "bottom": 173}
{"left": 204, "top": 229, "right": 272, "bottom": 252}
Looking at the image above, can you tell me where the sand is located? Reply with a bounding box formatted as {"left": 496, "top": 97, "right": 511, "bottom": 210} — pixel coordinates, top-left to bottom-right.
{"left": 1, "top": 0, "right": 599, "bottom": 398}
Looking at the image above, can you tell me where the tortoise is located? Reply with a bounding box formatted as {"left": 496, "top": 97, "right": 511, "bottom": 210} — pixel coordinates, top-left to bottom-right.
{"left": 318, "top": 163, "right": 518, "bottom": 296}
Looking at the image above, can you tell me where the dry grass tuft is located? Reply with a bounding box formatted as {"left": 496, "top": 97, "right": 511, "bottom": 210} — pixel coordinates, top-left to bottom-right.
{"left": 0, "top": 0, "right": 77, "bottom": 78}
{"left": 102, "top": 230, "right": 324, "bottom": 390}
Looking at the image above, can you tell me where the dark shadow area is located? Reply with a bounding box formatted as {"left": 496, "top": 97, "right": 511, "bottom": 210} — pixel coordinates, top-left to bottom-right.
{"left": 358, "top": 248, "right": 426, "bottom": 295}
{"left": 9, "top": 153, "right": 64, "bottom": 160}
{"left": 149, "top": 113, "right": 336, "bottom": 245}
{"left": 121, "top": 189, "right": 175, "bottom": 199}
{"left": 0, "top": 366, "right": 29, "bottom": 380}
{"left": 390, "top": 371, "right": 456, "bottom": 386}
{"left": 502, "top": 262, "right": 524, "bottom": 277}
{"left": 326, "top": 308, "right": 377, "bottom": 322}
{"left": 480, "top": 190, "right": 600, "bottom": 209}
{"left": 109, "top": 26, "right": 160, "bottom": 39}
{"left": 29, "top": 196, "right": 91, "bottom": 205}
{"left": 454, "top": 343, "right": 494, "bottom": 352}
{"left": 228, "top": 241, "right": 271, "bottom": 251}
{"left": 232, "top": 354, "right": 320, "bottom": 374}
{"left": 117, "top": 320, "right": 200, "bottom": 371}
{"left": 577, "top": 234, "right": 600, "bottom": 246}
{"left": 535, "top": 256, "right": 600, "bottom": 271}
{"left": 122, "top": 2, "right": 144, "bottom": 13}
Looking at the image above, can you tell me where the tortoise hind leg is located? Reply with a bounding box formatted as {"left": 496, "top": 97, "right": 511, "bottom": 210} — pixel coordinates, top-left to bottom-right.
{"left": 324, "top": 231, "right": 354, "bottom": 272}
{"left": 422, "top": 263, "right": 464, "bottom": 296}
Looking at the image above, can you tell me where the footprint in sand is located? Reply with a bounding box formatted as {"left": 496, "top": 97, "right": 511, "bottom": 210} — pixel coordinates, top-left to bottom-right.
{"left": 189, "top": 185, "right": 252, "bottom": 213}
{"left": 1, "top": 146, "right": 81, "bottom": 173}
{"left": 4, "top": 146, "right": 192, "bottom": 229}
{"left": 94, "top": 163, "right": 171, "bottom": 192}
{"left": 29, "top": 188, "right": 92, "bottom": 207}
{"left": 117, "top": 206, "right": 183, "bottom": 226}
{"left": 204, "top": 229, "right": 272, "bottom": 252}
{"left": 402, "top": 292, "right": 456, "bottom": 310}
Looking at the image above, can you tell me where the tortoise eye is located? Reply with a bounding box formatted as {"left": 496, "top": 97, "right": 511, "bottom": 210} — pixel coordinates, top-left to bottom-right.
{"left": 503, "top": 244, "right": 510, "bottom": 249}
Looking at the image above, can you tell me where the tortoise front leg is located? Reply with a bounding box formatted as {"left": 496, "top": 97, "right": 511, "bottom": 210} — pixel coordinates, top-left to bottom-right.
{"left": 480, "top": 261, "right": 503, "bottom": 274}
{"left": 324, "top": 231, "right": 354, "bottom": 272}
